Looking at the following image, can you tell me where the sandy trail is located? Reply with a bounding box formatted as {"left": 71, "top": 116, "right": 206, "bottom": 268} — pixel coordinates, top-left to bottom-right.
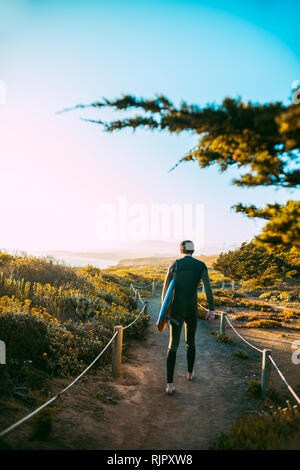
{"left": 57, "top": 296, "right": 259, "bottom": 450}
{"left": 4, "top": 295, "right": 293, "bottom": 450}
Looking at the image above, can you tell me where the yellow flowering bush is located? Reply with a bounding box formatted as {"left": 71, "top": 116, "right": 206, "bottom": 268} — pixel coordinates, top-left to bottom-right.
{"left": 0, "top": 253, "right": 149, "bottom": 380}
{"left": 0, "top": 297, "right": 81, "bottom": 376}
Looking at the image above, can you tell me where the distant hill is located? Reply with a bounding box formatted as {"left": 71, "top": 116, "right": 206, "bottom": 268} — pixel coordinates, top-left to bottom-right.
{"left": 43, "top": 240, "right": 229, "bottom": 263}
{"left": 117, "top": 254, "right": 218, "bottom": 268}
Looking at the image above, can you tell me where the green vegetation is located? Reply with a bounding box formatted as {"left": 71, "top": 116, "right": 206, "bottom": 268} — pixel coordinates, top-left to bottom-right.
{"left": 211, "top": 382, "right": 300, "bottom": 450}
{"left": 0, "top": 252, "right": 149, "bottom": 396}
{"left": 217, "top": 333, "right": 234, "bottom": 345}
{"left": 199, "top": 289, "right": 299, "bottom": 315}
{"left": 259, "top": 290, "right": 300, "bottom": 308}
{"left": 247, "top": 380, "right": 263, "bottom": 399}
{"left": 234, "top": 349, "right": 249, "bottom": 359}
{"left": 212, "top": 241, "right": 299, "bottom": 287}
{"left": 244, "top": 319, "right": 282, "bottom": 329}
{"left": 246, "top": 380, "right": 288, "bottom": 405}
{"left": 234, "top": 309, "right": 300, "bottom": 330}
{"left": 30, "top": 405, "right": 59, "bottom": 440}
{"left": 105, "top": 254, "right": 219, "bottom": 286}
{"left": 210, "top": 404, "right": 300, "bottom": 450}
{"left": 264, "top": 388, "right": 290, "bottom": 407}
{"left": 104, "top": 261, "right": 167, "bottom": 287}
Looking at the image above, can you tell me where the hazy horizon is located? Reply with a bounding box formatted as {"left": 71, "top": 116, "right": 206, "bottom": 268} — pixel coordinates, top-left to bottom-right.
{"left": 1, "top": 238, "right": 244, "bottom": 261}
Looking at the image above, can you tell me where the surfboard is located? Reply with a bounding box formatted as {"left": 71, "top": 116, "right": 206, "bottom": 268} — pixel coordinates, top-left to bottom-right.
{"left": 156, "top": 279, "right": 178, "bottom": 332}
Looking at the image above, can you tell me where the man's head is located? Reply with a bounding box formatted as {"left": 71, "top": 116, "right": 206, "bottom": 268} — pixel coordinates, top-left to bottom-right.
{"left": 180, "top": 240, "right": 195, "bottom": 255}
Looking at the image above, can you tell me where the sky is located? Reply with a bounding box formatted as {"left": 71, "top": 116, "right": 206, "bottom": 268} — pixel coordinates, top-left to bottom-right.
{"left": 0, "top": 0, "right": 299, "bottom": 256}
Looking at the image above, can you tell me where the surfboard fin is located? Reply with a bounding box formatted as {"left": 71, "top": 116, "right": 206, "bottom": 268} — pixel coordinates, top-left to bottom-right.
{"left": 159, "top": 315, "right": 179, "bottom": 327}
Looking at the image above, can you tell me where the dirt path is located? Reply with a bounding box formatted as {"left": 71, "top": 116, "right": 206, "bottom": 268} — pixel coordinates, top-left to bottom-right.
{"left": 4, "top": 295, "right": 297, "bottom": 450}
{"left": 96, "top": 297, "right": 261, "bottom": 450}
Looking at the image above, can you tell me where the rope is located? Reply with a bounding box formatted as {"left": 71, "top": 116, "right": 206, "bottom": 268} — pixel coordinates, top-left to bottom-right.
{"left": 268, "top": 355, "right": 300, "bottom": 406}
{"left": 132, "top": 282, "right": 153, "bottom": 289}
{"left": 123, "top": 302, "right": 147, "bottom": 330}
{"left": 197, "top": 302, "right": 221, "bottom": 316}
{"left": 0, "top": 330, "right": 118, "bottom": 438}
{"left": 0, "top": 284, "right": 148, "bottom": 439}
{"left": 225, "top": 316, "right": 300, "bottom": 405}
{"left": 224, "top": 316, "right": 263, "bottom": 353}
{"left": 0, "top": 396, "right": 58, "bottom": 439}
{"left": 56, "top": 332, "right": 118, "bottom": 394}
{"left": 200, "top": 297, "right": 300, "bottom": 405}
{"left": 137, "top": 290, "right": 143, "bottom": 305}
{"left": 199, "top": 298, "right": 299, "bottom": 404}
{"left": 198, "top": 302, "right": 262, "bottom": 352}
{"left": 0, "top": 282, "right": 149, "bottom": 439}
{"left": 3, "top": 281, "right": 298, "bottom": 438}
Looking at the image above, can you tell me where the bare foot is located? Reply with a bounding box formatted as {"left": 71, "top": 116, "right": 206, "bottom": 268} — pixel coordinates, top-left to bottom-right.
{"left": 187, "top": 371, "right": 194, "bottom": 381}
{"left": 166, "top": 383, "right": 176, "bottom": 395}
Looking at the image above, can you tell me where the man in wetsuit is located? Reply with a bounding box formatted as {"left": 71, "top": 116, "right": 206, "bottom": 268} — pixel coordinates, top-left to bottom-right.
{"left": 161, "top": 240, "right": 215, "bottom": 395}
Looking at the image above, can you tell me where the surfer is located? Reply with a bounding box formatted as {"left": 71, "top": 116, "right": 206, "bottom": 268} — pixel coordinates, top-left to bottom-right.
{"left": 161, "top": 240, "right": 215, "bottom": 395}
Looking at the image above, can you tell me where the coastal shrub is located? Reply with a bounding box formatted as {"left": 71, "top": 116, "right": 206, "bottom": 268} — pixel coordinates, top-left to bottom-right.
{"left": 244, "top": 319, "right": 282, "bottom": 329}
{"left": 0, "top": 298, "right": 82, "bottom": 376}
{"left": 30, "top": 405, "right": 60, "bottom": 440}
{"left": 217, "top": 333, "right": 234, "bottom": 344}
{"left": 259, "top": 290, "right": 299, "bottom": 306}
{"left": 234, "top": 349, "right": 249, "bottom": 359}
{"left": 210, "top": 404, "right": 300, "bottom": 450}
{"left": 2, "top": 254, "right": 78, "bottom": 285}
{"left": 247, "top": 380, "right": 262, "bottom": 399}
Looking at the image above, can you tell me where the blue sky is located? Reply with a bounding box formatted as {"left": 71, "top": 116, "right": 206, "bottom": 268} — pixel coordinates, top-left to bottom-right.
{"left": 0, "top": 0, "right": 299, "bottom": 255}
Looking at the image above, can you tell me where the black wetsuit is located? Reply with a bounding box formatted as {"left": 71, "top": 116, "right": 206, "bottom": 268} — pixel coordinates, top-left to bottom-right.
{"left": 161, "top": 255, "right": 215, "bottom": 383}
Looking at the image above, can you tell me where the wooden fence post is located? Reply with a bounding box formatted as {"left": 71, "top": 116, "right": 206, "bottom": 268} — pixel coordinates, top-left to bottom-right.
{"left": 152, "top": 281, "right": 156, "bottom": 296}
{"left": 219, "top": 312, "right": 226, "bottom": 335}
{"left": 112, "top": 326, "right": 123, "bottom": 378}
{"left": 134, "top": 289, "right": 139, "bottom": 306}
{"left": 144, "top": 300, "right": 148, "bottom": 315}
{"left": 202, "top": 284, "right": 205, "bottom": 293}
{"left": 0, "top": 340, "right": 5, "bottom": 365}
{"left": 130, "top": 284, "right": 134, "bottom": 298}
{"left": 232, "top": 280, "right": 235, "bottom": 289}
{"left": 261, "top": 349, "right": 271, "bottom": 397}
{"left": 222, "top": 281, "right": 225, "bottom": 289}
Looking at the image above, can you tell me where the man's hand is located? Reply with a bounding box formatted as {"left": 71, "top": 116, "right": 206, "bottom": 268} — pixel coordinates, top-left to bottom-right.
{"left": 205, "top": 311, "right": 215, "bottom": 323}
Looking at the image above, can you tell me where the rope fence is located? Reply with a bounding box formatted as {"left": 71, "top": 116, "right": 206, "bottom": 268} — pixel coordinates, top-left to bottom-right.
{"left": 131, "top": 282, "right": 153, "bottom": 289}
{"left": 199, "top": 278, "right": 242, "bottom": 292}
{"left": 0, "top": 283, "right": 149, "bottom": 439}
{"left": 198, "top": 301, "right": 300, "bottom": 404}
{"left": 132, "top": 281, "right": 300, "bottom": 406}
{"left": 224, "top": 316, "right": 263, "bottom": 353}
{"left": 130, "top": 278, "right": 240, "bottom": 296}
{"left": 128, "top": 275, "right": 245, "bottom": 295}
{"left": 0, "top": 331, "right": 118, "bottom": 438}
{"left": 123, "top": 302, "right": 147, "bottom": 330}
{"left": 130, "top": 281, "right": 300, "bottom": 406}
{"left": 1, "top": 277, "right": 299, "bottom": 439}
{"left": 269, "top": 355, "right": 300, "bottom": 406}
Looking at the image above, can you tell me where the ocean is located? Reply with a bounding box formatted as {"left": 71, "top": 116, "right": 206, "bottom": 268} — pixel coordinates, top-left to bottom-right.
{"left": 55, "top": 256, "right": 119, "bottom": 269}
